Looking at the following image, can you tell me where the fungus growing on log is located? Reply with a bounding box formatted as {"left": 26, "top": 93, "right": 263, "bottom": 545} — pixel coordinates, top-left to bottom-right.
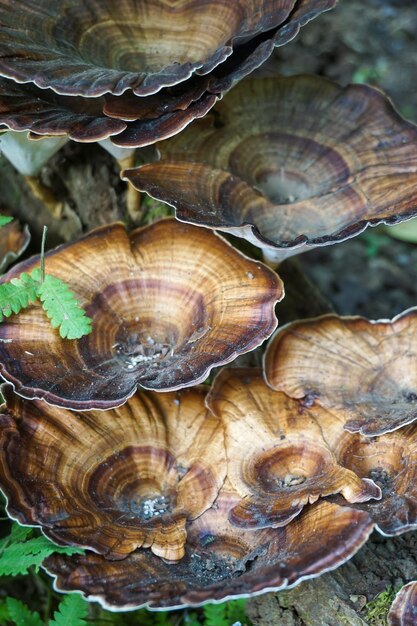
{"left": 124, "top": 75, "right": 417, "bottom": 264}
{"left": 0, "top": 218, "right": 282, "bottom": 409}
{"left": 388, "top": 581, "right": 417, "bottom": 626}
{"left": 0, "top": 384, "right": 225, "bottom": 561}
{"left": 43, "top": 488, "right": 373, "bottom": 611}
{"left": 265, "top": 310, "right": 417, "bottom": 436}
{"left": 207, "top": 368, "right": 380, "bottom": 529}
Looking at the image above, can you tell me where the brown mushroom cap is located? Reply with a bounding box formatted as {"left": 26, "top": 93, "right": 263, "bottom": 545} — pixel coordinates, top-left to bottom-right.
{"left": 0, "top": 383, "right": 225, "bottom": 561}
{"left": 109, "top": 91, "right": 218, "bottom": 148}
{"left": 388, "top": 582, "right": 417, "bottom": 626}
{"left": 265, "top": 310, "right": 417, "bottom": 436}
{"left": 0, "top": 219, "right": 30, "bottom": 272}
{"left": 124, "top": 75, "right": 417, "bottom": 263}
{"left": 0, "top": 77, "right": 127, "bottom": 142}
{"left": 207, "top": 368, "right": 379, "bottom": 529}
{"left": 0, "top": 218, "right": 282, "bottom": 409}
{"left": 0, "top": 75, "right": 218, "bottom": 148}
{"left": 333, "top": 424, "right": 417, "bottom": 536}
{"left": 43, "top": 489, "right": 373, "bottom": 610}
{"left": 0, "top": 1, "right": 334, "bottom": 98}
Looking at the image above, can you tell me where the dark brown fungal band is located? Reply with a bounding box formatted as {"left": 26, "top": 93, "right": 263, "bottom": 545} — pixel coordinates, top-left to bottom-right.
{"left": 0, "top": 384, "right": 225, "bottom": 561}
{"left": 265, "top": 310, "right": 417, "bottom": 436}
{"left": 0, "top": 1, "right": 334, "bottom": 98}
{"left": 0, "top": 77, "right": 127, "bottom": 142}
{"left": 207, "top": 369, "right": 380, "bottom": 529}
{"left": 388, "top": 582, "right": 417, "bottom": 626}
{"left": 110, "top": 92, "right": 219, "bottom": 148}
{"left": 43, "top": 491, "right": 373, "bottom": 611}
{"left": 124, "top": 74, "right": 417, "bottom": 263}
{"left": 0, "top": 219, "right": 282, "bottom": 409}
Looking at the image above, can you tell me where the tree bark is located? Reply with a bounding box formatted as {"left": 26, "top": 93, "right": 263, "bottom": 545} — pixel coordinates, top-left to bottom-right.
{"left": 247, "top": 532, "right": 417, "bottom": 625}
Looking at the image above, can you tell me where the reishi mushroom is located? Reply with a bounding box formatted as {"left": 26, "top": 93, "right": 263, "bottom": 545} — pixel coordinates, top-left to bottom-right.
{"left": 43, "top": 486, "right": 374, "bottom": 611}
{"left": 0, "top": 383, "right": 225, "bottom": 561}
{"left": 207, "top": 368, "right": 380, "bottom": 529}
{"left": 0, "top": 218, "right": 282, "bottom": 409}
{"left": 124, "top": 74, "right": 417, "bottom": 264}
{"left": 265, "top": 310, "right": 417, "bottom": 436}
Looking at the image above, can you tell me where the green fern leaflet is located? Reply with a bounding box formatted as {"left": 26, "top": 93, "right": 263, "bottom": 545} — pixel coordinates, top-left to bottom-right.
{"left": 35, "top": 273, "right": 92, "bottom": 339}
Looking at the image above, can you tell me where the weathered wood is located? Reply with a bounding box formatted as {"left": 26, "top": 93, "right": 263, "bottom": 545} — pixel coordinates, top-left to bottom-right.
{"left": 247, "top": 532, "right": 417, "bottom": 625}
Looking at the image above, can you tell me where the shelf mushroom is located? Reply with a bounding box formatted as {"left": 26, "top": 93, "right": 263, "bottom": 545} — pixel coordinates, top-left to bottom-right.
{"left": 332, "top": 423, "right": 417, "bottom": 536}
{"left": 0, "top": 0, "right": 336, "bottom": 150}
{"left": 388, "top": 582, "right": 417, "bottom": 626}
{"left": 124, "top": 75, "right": 417, "bottom": 265}
{"left": 265, "top": 310, "right": 417, "bottom": 436}
{"left": 0, "top": 218, "right": 282, "bottom": 409}
{"left": 43, "top": 486, "right": 374, "bottom": 611}
{"left": 207, "top": 368, "right": 380, "bottom": 529}
{"left": 0, "top": 384, "right": 225, "bottom": 561}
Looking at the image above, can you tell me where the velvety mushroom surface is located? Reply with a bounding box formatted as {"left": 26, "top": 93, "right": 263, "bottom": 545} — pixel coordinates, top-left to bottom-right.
{"left": 43, "top": 489, "right": 373, "bottom": 610}
{"left": 265, "top": 310, "right": 417, "bottom": 436}
{"left": 333, "top": 424, "right": 417, "bottom": 536}
{"left": 0, "top": 218, "right": 30, "bottom": 272}
{"left": 0, "top": 1, "right": 334, "bottom": 97}
{"left": 0, "top": 384, "right": 225, "bottom": 561}
{"left": 207, "top": 369, "right": 380, "bottom": 529}
{"left": 388, "top": 582, "right": 417, "bottom": 626}
{"left": 125, "top": 75, "right": 417, "bottom": 263}
{"left": 0, "top": 219, "right": 282, "bottom": 409}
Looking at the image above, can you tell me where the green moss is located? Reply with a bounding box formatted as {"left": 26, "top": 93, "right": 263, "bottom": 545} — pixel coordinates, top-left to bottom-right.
{"left": 141, "top": 195, "right": 173, "bottom": 225}
{"left": 364, "top": 586, "right": 397, "bottom": 625}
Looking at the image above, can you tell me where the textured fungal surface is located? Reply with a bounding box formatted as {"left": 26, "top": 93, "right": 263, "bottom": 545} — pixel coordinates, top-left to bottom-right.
{"left": 125, "top": 75, "right": 417, "bottom": 262}
{"left": 0, "top": 219, "right": 282, "bottom": 409}
{"left": 0, "top": 384, "right": 225, "bottom": 561}
{"left": 388, "top": 581, "right": 417, "bottom": 626}
{"left": 43, "top": 490, "right": 373, "bottom": 610}
{"left": 334, "top": 424, "right": 417, "bottom": 536}
{"left": 0, "top": 77, "right": 127, "bottom": 142}
{"left": 0, "top": 1, "right": 335, "bottom": 97}
{"left": 0, "top": 219, "right": 30, "bottom": 272}
{"left": 207, "top": 369, "right": 379, "bottom": 529}
{"left": 265, "top": 311, "right": 417, "bottom": 435}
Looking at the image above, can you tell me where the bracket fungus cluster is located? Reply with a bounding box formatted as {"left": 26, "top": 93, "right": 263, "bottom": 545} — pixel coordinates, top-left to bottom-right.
{"left": 0, "top": 218, "right": 282, "bottom": 408}
{"left": 0, "top": 0, "right": 417, "bottom": 619}
{"left": 125, "top": 74, "right": 417, "bottom": 265}
{"left": 2, "top": 295, "right": 417, "bottom": 608}
{"left": 0, "top": 0, "right": 336, "bottom": 154}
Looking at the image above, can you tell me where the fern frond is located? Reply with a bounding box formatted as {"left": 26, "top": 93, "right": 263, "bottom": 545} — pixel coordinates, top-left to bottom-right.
{"left": 0, "top": 522, "right": 84, "bottom": 576}
{"left": 226, "top": 599, "right": 248, "bottom": 624}
{"left": 0, "top": 273, "right": 38, "bottom": 320}
{"left": 36, "top": 274, "right": 92, "bottom": 339}
{"left": 49, "top": 594, "right": 88, "bottom": 626}
{"left": 203, "top": 603, "right": 229, "bottom": 626}
{"left": 0, "top": 216, "right": 13, "bottom": 228}
{"left": 5, "top": 598, "right": 43, "bottom": 626}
